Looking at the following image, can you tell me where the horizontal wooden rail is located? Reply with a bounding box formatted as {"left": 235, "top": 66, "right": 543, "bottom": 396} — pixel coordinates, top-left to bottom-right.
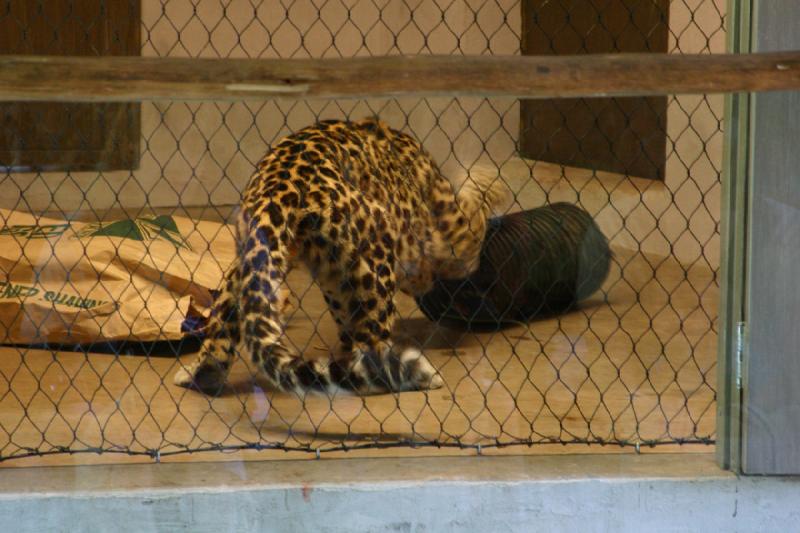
{"left": 0, "top": 52, "right": 799, "bottom": 102}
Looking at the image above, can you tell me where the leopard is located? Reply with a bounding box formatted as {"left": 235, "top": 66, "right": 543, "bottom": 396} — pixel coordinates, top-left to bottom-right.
{"left": 173, "top": 117, "right": 505, "bottom": 396}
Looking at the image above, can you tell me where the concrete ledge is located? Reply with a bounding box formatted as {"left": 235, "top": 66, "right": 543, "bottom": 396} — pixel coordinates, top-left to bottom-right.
{"left": 2, "top": 454, "right": 799, "bottom": 532}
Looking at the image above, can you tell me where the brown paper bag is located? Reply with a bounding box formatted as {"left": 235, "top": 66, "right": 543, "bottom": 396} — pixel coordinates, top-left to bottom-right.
{"left": 0, "top": 208, "right": 235, "bottom": 344}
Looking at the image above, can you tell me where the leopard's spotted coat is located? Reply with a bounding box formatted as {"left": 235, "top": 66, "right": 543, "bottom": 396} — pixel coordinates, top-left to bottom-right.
{"left": 174, "top": 118, "right": 504, "bottom": 395}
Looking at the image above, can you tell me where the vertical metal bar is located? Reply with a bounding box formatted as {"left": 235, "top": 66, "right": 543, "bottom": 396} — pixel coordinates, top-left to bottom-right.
{"left": 716, "top": 0, "right": 752, "bottom": 472}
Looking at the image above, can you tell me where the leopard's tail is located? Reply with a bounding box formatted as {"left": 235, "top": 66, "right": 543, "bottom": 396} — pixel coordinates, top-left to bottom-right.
{"left": 429, "top": 168, "right": 510, "bottom": 280}
{"left": 457, "top": 168, "right": 509, "bottom": 235}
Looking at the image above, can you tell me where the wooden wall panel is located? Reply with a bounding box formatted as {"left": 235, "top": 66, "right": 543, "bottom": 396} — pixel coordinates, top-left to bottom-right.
{"left": 520, "top": 0, "right": 668, "bottom": 180}
{"left": 0, "top": 0, "right": 140, "bottom": 172}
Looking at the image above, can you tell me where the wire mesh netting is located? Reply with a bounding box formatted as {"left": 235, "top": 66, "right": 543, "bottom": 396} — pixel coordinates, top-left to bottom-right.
{"left": 0, "top": 0, "right": 722, "bottom": 462}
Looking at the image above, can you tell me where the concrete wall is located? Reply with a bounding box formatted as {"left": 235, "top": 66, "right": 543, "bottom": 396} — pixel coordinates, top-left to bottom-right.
{"left": 2, "top": 454, "right": 799, "bottom": 533}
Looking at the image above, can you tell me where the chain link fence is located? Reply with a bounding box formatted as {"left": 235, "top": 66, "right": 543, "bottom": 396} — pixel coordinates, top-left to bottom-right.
{"left": 0, "top": 0, "right": 722, "bottom": 462}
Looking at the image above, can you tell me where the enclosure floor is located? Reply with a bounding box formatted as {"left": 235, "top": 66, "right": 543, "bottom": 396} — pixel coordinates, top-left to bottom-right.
{"left": 0, "top": 248, "right": 717, "bottom": 467}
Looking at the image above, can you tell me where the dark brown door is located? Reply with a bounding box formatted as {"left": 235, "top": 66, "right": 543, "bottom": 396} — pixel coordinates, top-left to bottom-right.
{"left": 0, "top": 1, "right": 141, "bottom": 172}
{"left": 520, "top": 0, "right": 669, "bottom": 180}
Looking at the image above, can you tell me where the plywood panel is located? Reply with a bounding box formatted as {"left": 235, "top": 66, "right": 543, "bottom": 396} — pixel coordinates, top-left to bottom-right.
{"left": 0, "top": 247, "right": 717, "bottom": 467}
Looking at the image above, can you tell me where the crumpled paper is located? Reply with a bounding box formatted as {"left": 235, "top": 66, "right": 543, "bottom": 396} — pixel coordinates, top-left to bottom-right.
{"left": 0, "top": 208, "right": 235, "bottom": 344}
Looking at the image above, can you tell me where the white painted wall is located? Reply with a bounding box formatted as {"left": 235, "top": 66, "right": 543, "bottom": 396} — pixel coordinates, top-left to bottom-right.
{"left": 2, "top": 1, "right": 725, "bottom": 267}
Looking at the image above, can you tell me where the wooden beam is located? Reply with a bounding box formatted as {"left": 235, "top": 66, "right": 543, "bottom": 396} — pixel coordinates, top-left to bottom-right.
{"left": 0, "top": 52, "right": 799, "bottom": 102}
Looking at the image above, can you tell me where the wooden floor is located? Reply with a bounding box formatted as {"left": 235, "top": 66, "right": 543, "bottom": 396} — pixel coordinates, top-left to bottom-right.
{"left": 0, "top": 247, "right": 717, "bottom": 467}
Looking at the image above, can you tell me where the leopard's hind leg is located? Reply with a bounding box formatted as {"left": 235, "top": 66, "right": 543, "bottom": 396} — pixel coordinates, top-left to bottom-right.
{"left": 173, "top": 212, "right": 292, "bottom": 394}
{"left": 177, "top": 201, "right": 442, "bottom": 396}
{"left": 243, "top": 203, "right": 441, "bottom": 395}
{"left": 313, "top": 212, "right": 443, "bottom": 394}
{"left": 173, "top": 267, "right": 241, "bottom": 394}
